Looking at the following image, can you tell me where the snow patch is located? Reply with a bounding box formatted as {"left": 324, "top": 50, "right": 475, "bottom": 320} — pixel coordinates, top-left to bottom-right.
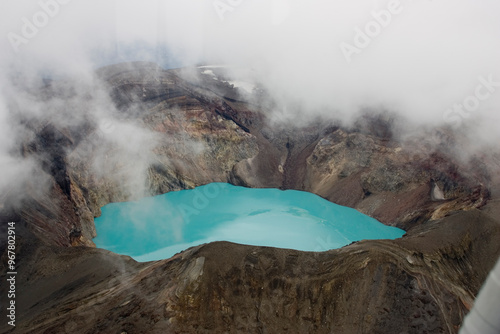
{"left": 228, "top": 80, "right": 255, "bottom": 94}
{"left": 201, "top": 69, "right": 218, "bottom": 80}
{"left": 198, "top": 65, "right": 229, "bottom": 69}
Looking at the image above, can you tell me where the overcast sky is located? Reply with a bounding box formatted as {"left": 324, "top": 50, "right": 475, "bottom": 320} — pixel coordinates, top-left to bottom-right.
{"left": 0, "top": 0, "right": 499, "bottom": 196}
{"left": 1, "top": 1, "right": 499, "bottom": 116}
{"left": 1, "top": 1, "right": 499, "bottom": 128}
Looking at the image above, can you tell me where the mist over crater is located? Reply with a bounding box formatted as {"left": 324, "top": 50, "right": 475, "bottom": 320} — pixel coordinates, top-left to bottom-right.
{"left": 1, "top": 1, "right": 500, "bottom": 333}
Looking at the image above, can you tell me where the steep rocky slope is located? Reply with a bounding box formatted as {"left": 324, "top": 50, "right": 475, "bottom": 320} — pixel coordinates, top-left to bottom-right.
{"left": 1, "top": 62, "right": 499, "bottom": 333}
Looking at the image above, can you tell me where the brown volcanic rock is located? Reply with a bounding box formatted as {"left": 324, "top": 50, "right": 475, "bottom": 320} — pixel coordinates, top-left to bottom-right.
{"left": 66, "top": 64, "right": 260, "bottom": 242}
{"left": 2, "top": 205, "right": 499, "bottom": 334}
{"left": 303, "top": 129, "right": 490, "bottom": 229}
{"left": 1, "top": 62, "right": 499, "bottom": 333}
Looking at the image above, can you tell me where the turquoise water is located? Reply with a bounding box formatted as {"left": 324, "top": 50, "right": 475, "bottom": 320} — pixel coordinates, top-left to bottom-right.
{"left": 93, "top": 183, "right": 405, "bottom": 262}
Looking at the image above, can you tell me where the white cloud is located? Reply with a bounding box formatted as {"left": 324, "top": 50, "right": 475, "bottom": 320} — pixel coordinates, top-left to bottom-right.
{"left": 0, "top": 0, "right": 499, "bottom": 198}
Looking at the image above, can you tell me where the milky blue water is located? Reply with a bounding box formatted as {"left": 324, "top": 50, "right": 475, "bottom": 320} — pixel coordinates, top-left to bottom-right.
{"left": 93, "top": 183, "right": 405, "bottom": 262}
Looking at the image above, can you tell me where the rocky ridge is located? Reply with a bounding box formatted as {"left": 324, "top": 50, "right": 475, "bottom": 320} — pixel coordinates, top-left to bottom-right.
{"left": 0, "top": 62, "right": 499, "bottom": 333}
